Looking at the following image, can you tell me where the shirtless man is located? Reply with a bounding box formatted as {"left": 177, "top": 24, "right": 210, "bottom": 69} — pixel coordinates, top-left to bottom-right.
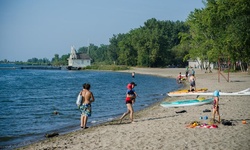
{"left": 80, "top": 83, "right": 95, "bottom": 129}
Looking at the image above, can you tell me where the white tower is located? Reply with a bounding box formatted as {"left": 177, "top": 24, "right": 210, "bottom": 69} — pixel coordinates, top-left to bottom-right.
{"left": 70, "top": 45, "right": 77, "bottom": 59}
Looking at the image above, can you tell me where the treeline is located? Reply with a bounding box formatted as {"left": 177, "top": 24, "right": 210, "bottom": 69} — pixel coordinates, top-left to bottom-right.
{"left": 13, "top": 54, "right": 70, "bottom": 66}
{"left": 78, "top": 19, "right": 188, "bottom": 67}
{"left": 8, "top": 0, "right": 250, "bottom": 70}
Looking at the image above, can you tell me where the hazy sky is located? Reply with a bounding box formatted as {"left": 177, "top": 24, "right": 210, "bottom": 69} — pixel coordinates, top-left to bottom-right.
{"left": 0, "top": 0, "right": 204, "bottom": 61}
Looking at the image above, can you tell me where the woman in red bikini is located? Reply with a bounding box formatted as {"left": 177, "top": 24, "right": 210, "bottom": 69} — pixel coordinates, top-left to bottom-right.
{"left": 212, "top": 90, "right": 220, "bottom": 123}
{"left": 120, "top": 82, "right": 137, "bottom": 123}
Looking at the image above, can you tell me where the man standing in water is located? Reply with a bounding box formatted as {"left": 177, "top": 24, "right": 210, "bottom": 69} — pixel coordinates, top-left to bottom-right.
{"left": 80, "top": 83, "right": 95, "bottom": 129}
{"left": 132, "top": 72, "right": 135, "bottom": 78}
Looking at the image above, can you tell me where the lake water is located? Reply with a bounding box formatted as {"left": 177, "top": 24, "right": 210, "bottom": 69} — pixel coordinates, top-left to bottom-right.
{"left": 0, "top": 64, "right": 181, "bottom": 149}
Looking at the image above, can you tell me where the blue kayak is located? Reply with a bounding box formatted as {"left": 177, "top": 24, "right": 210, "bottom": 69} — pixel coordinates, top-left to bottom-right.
{"left": 160, "top": 98, "right": 213, "bottom": 108}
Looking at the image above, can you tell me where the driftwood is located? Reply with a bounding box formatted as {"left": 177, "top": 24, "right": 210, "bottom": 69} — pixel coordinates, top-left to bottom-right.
{"left": 175, "top": 110, "right": 187, "bottom": 113}
{"left": 45, "top": 132, "right": 59, "bottom": 138}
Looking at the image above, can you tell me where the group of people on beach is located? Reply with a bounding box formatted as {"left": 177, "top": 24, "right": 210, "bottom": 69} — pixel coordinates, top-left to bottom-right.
{"left": 78, "top": 69, "right": 220, "bottom": 129}
{"left": 178, "top": 67, "right": 220, "bottom": 123}
{"left": 78, "top": 77, "right": 137, "bottom": 128}
{"left": 177, "top": 67, "right": 196, "bottom": 92}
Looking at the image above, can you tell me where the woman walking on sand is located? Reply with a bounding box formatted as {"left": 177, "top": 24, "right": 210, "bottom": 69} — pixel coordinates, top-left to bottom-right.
{"left": 120, "top": 82, "right": 137, "bottom": 123}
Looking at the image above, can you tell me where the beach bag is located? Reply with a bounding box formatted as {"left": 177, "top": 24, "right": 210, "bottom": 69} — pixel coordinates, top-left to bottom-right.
{"left": 222, "top": 120, "right": 232, "bottom": 126}
{"left": 76, "top": 92, "right": 82, "bottom": 107}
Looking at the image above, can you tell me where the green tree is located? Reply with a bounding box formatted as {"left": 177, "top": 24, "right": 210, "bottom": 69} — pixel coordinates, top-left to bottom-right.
{"left": 78, "top": 46, "right": 88, "bottom": 54}
{"left": 108, "top": 34, "right": 126, "bottom": 65}
{"left": 117, "top": 34, "right": 137, "bottom": 66}
{"left": 60, "top": 54, "right": 70, "bottom": 65}
{"left": 180, "top": 0, "right": 250, "bottom": 71}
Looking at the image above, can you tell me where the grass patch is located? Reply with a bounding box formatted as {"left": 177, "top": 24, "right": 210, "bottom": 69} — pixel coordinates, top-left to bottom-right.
{"left": 84, "top": 65, "right": 130, "bottom": 71}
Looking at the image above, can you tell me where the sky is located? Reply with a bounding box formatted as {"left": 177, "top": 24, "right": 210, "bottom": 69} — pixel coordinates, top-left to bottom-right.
{"left": 0, "top": 0, "right": 204, "bottom": 62}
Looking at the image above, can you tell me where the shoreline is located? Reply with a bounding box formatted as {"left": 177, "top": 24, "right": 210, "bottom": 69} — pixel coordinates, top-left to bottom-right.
{"left": 18, "top": 68, "right": 250, "bottom": 150}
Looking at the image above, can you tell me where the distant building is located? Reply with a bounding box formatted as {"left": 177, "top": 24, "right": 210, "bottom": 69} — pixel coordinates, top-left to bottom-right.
{"left": 67, "top": 46, "right": 91, "bottom": 70}
{"left": 188, "top": 58, "right": 214, "bottom": 70}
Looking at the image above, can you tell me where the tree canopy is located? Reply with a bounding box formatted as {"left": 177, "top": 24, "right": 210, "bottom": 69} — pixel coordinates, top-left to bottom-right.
{"left": 86, "top": 18, "right": 188, "bottom": 67}
{"left": 178, "top": 0, "right": 250, "bottom": 70}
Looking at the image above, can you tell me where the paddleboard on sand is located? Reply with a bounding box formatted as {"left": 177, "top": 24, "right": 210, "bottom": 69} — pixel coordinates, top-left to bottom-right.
{"left": 168, "top": 88, "right": 208, "bottom": 95}
{"left": 160, "top": 98, "right": 213, "bottom": 108}
{"left": 172, "top": 88, "right": 208, "bottom": 93}
{"left": 167, "top": 88, "right": 250, "bottom": 97}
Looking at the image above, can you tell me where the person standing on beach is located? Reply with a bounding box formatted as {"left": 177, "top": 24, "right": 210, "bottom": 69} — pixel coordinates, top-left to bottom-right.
{"left": 80, "top": 83, "right": 95, "bottom": 129}
{"left": 189, "top": 74, "right": 196, "bottom": 91}
{"left": 185, "top": 66, "right": 189, "bottom": 80}
{"left": 177, "top": 72, "right": 182, "bottom": 83}
{"left": 120, "top": 82, "right": 137, "bottom": 123}
{"left": 212, "top": 90, "right": 220, "bottom": 123}
{"left": 191, "top": 68, "right": 195, "bottom": 76}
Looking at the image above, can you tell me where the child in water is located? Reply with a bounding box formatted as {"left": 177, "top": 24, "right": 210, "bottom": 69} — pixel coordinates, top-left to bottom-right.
{"left": 212, "top": 90, "right": 221, "bottom": 123}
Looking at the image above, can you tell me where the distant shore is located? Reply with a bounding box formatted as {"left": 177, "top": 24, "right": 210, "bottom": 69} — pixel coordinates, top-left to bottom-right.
{"left": 19, "top": 68, "right": 250, "bottom": 150}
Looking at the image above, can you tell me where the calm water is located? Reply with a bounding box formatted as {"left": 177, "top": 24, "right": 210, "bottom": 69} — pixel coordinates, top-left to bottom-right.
{"left": 0, "top": 64, "right": 181, "bottom": 149}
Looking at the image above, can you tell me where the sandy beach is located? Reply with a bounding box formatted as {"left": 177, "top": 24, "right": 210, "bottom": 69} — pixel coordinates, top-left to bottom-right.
{"left": 18, "top": 68, "right": 250, "bottom": 150}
